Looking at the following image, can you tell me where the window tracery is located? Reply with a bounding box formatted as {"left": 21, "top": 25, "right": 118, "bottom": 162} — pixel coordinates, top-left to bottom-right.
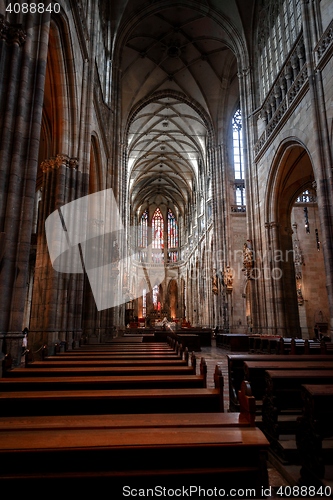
{"left": 139, "top": 209, "right": 148, "bottom": 248}
{"left": 167, "top": 209, "right": 178, "bottom": 248}
{"left": 232, "top": 109, "right": 244, "bottom": 180}
{"left": 152, "top": 208, "right": 164, "bottom": 249}
{"left": 232, "top": 109, "right": 246, "bottom": 209}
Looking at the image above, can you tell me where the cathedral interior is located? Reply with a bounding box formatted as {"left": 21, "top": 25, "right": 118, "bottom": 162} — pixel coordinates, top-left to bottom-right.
{"left": 1, "top": 0, "right": 333, "bottom": 355}
{"left": 0, "top": 0, "right": 333, "bottom": 493}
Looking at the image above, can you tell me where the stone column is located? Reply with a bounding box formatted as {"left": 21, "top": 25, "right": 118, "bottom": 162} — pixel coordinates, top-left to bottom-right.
{"left": 0, "top": 13, "right": 50, "bottom": 365}
{"left": 29, "top": 155, "right": 88, "bottom": 355}
{"left": 209, "top": 145, "right": 225, "bottom": 329}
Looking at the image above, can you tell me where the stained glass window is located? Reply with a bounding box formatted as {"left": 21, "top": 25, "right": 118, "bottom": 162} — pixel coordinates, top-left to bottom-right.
{"left": 168, "top": 251, "right": 178, "bottom": 262}
{"left": 167, "top": 209, "right": 178, "bottom": 248}
{"left": 152, "top": 208, "right": 164, "bottom": 249}
{"left": 139, "top": 209, "right": 148, "bottom": 247}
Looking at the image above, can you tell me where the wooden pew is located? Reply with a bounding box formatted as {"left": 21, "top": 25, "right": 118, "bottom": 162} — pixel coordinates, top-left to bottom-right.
{"left": 58, "top": 347, "right": 177, "bottom": 355}
{"left": 5, "top": 364, "right": 198, "bottom": 378}
{"left": 0, "top": 381, "right": 257, "bottom": 432}
{"left": 46, "top": 340, "right": 185, "bottom": 358}
{"left": 0, "top": 427, "right": 269, "bottom": 489}
{"left": 26, "top": 341, "right": 189, "bottom": 368}
{"left": 227, "top": 353, "right": 333, "bottom": 411}
{"left": 0, "top": 358, "right": 208, "bottom": 391}
{"left": 277, "top": 337, "right": 325, "bottom": 355}
{"left": 216, "top": 333, "right": 250, "bottom": 352}
{"left": 296, "top": 384, "right": 333, "bottom": 486}
{"left": 0, "top": 381, "right": 269, "bottom": 490}
{"left": 48, "top": 352, "right": 182, "bottom": 360}
{"left": 244, "top": 359, "right": 333, "bottom": 403}
{"left": 321, "top": 340, "right": 333, "bottom": 355}
{"left": 60, "top": 340, "right": 181, "bottom": 352}
{"left": 0, "top": 365, "right": 224, "bottom": 416}
{"left": 262, "top": 369, "right": 333, "bottom": 460}
{"left": 168, "top": 333, "right": 201, "bottom": 352}
{"left": 0, "top": 413, "right": 257, "bottom": 433}
{"left": 24, "top": 357, "right": 191, "bottom": 369}
{"left": 248, "top": 335, "right": 261, "bottom": 353}
{"left": 41, "top": 352, "right": 185, "bottom": 362}
{"left": 248, "top": 336, "right": 281, "bottom": 354}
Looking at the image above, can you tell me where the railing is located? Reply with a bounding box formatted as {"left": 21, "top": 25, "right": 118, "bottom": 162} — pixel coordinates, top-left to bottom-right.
{"left": 231, "top": 205, "right": 246, "bottom": 213}
{"left": 314, "top": 19, "right": 333, "bottom": 68}
{"left": 254, "top": 33, "right": 309, "bottom": 159}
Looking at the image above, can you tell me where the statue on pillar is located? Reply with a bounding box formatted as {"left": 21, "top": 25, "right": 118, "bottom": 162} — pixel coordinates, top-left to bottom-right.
{"left": 212, "top": 274, "right": 218, "bottom": 295}
{"left": 223, "top": 266, "right": 233, "bottom": 292}
{"left": 242, "top": 240, "right": 254, "bottom": 279}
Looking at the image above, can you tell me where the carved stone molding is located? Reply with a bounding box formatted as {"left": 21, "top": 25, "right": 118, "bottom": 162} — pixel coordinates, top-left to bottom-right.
{"left": 40, "top": 155, "right": 79, "bottom": 172}
{"left": 254, "top": 35, "right": 309, "bottom": 160}
{"left": 0, "top": 16, "right": 27, "bottom": 46}
{"left": 314, "top": 19, "right": 333, "bottom": 68}
{"left": 69, "top": 158, "right": 79, "bottom": 169}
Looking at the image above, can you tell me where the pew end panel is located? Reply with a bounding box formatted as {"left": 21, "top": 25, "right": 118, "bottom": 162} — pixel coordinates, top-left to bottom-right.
{"left": 238, "top": 380, "right": 256, "bottom": 427}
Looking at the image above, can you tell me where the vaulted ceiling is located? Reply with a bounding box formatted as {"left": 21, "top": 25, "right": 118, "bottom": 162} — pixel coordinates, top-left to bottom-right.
{"left": 111, "top": 1, "right": 252, "bottom": 216}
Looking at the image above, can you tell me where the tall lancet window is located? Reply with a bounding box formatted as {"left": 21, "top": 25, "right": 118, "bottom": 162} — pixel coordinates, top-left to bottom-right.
{"left": 139, "top": 209, "right": 148, "bottom": 247}
{"left": 152, "top": 208, "right": 164, "bottom": 249}
{"left": 232, "top": 109, "right": 244, "bottom": 180}
{"left": 232, "top": 108, "right": 246, "bottom": 208}
{"left": 167, "top": 209, "right": 178, "bottom": 248}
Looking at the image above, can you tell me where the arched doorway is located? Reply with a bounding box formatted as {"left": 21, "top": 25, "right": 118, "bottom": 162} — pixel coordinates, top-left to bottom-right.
{"left": 265, "top": 142, "right": 329, "bottom": 338}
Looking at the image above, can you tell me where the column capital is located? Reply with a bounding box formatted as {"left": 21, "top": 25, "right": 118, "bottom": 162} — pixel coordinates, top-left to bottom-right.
{"left": 0, "top": 16, "right": 27, "bottom": 46}
{"left": 40, "top": 155, "right": 79, "bottom": 172}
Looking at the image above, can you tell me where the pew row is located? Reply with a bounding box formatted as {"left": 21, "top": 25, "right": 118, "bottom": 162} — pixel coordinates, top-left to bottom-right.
{"left": 296, "top": 384, "right": 333, "bottom": 487}
{"left": 244, "top": 359, "right": 333, "bottom": 403}
{"left": 262, "top": 369, "right": 333, "bottom": 461}
{"left": 0, "top": 382, "right": 269, "bottom": 490}
{"left": 24, "top": 357, "right": 191, "bottom": 369}
{"left": 4, "top": 365, "right": 197, "bottom": 378}
{"left": 0, "top": 364, "right": 224, "bottom": 416}
{"left": 32, "top": 341, "right": 187, "bottom": 364}
{"left": 276, "top": 338, "right": 332, "bottom": 355}
{"left": 0, "top": 427, "right": 269, "bottom": 489}
{"left": 227, "top": 354, "right": 333, "bottom": 411}
{"left": 0, "top": 358, "right": 208, "bottom": 391}
{"left": 0, "top": 387, "right": 225, "bottom": 416}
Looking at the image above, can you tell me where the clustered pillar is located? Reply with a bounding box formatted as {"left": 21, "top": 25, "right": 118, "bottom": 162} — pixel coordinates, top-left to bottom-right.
{"left": 29, "top": 155, "right": 88, "bottom": 355}
{"left": 0, "top": 13, "right": 50, "bottom": 365}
